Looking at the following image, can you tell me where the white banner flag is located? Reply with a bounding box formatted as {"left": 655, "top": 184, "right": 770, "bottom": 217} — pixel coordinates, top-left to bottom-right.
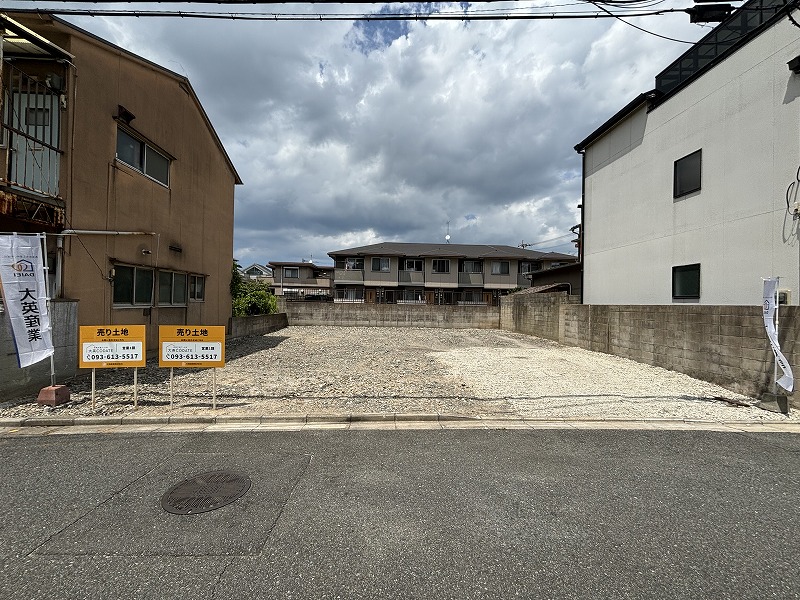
{"left": 762, "top": 278, "right": 793, "bottom": 392}
{"left": 0, "top": 235, "right": 54, "bottom": 368}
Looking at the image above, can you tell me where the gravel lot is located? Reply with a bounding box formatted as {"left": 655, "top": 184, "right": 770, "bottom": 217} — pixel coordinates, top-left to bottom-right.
{"left": 2, "top": 326, "right": 796, "bottom": 421}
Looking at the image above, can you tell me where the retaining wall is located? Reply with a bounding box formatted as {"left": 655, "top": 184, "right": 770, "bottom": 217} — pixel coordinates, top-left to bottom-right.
{"left": 280, "top": 300, "right": 500, "bottom": 329}
{"left": 228, "top": 313, "right": 288, "bottom": 339}
{"left": 501, "top": 292, "right": 797, "bottom": 401}
{"left": 1, "top": 299, "right": 78, "bottom": 400}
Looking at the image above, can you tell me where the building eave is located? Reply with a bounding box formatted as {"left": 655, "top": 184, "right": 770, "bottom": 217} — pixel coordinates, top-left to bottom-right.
{"left": 574, "top": 91, "right": 657, "bottom": 153}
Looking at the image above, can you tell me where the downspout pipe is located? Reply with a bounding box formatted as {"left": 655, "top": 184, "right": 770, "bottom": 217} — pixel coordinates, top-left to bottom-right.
{"left": 578, "top": 150, "right": 586, "bottom": 305}
{"left": 60, "top": 230, "right": 156, "bottom": 236}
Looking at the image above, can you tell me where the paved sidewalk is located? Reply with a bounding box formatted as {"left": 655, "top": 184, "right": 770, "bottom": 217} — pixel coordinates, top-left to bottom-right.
{"left": 2, "top": 413, "right": 800, "bottom": 436}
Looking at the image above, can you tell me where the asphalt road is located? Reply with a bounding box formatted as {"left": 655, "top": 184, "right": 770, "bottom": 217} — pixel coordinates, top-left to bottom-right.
{"left": 1, "top": 428, "right": 799, "bottom": 599}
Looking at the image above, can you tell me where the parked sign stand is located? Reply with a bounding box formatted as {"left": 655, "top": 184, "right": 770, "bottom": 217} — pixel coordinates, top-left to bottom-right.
{"left": 79, "top": 325, "right": 146, "bottom": 410}
{"left": 159, "top": 326, "right": 225, "bottom": 409}
{"left": 0, "top": 233, "right": 55, "bottom": 373}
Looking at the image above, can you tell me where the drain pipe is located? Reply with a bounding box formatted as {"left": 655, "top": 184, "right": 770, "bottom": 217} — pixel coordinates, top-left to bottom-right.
{"left": 55, "top": 235, "right": 64, "bottom": 298}
{"left": 60, "top": 230, "right": 156, "bottom": 236}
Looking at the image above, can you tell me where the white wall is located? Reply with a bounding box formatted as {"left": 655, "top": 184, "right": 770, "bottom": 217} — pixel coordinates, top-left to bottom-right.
{"left": 583, "top": 16, "right": 800, "bottom": 305}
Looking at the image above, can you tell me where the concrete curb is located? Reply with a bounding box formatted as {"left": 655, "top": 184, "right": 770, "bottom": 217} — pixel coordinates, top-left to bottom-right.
{"left": 1, "top": 413, "right": 798, "bottom": 431}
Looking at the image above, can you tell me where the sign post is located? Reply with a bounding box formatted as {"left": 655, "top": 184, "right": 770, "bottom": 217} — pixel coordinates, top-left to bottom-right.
{"left": 79, "top": 325, "right": 146, "bottom": 410}
{"left": 158, "top": 326, "right": 225, "bottom": 409}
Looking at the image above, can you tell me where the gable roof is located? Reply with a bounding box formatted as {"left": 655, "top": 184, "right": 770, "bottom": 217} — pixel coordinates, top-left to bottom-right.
{"left": 240, "top": 263, "right": 271, "bottom": 276}
{"left": 328, "top": 242, "right": 577, "bottom": 261}
{"left": 4, "top": 11, "right": 242, "bottom": 185}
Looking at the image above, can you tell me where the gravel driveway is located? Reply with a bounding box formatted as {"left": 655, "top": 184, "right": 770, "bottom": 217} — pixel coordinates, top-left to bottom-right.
{"left": 2, "top": 326, "right": 795, "bottom": 421}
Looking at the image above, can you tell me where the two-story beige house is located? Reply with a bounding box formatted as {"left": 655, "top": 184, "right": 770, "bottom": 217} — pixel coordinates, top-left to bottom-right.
{"left": 268, "top": 261, "right": 333, "bottom": 300}
{"left": 1, "top": 13, "right": 241, "bottom": 349}
{"left": 328, "top": 243, "right": 577, "bottom": 305}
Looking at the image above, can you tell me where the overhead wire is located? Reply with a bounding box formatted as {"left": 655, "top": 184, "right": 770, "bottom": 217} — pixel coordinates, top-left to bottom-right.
{"left": 1, "top": 6, "right": 685, "bottom": 21}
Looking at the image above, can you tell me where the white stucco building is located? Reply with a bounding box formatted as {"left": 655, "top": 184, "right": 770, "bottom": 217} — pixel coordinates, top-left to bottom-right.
{"left": 575, "top": 0, "right": 800, "bottom": 305}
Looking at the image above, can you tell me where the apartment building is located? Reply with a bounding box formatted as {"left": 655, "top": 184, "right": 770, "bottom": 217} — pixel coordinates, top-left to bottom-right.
{"left": 1, "top": 13, "right": 241, "bottom": 348}
{"left": 268, "top": 261, "right": 333, "bottom": 299}
{"left": 328, "top": 242, "right": 577, "bottom": 305}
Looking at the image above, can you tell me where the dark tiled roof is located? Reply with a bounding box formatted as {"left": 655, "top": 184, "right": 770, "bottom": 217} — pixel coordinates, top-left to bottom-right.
{"left": 328, "top": 242, "right": 577, "bottom": 261}
{"left": 268, "top": 261, "right": 333, "bottom": 268}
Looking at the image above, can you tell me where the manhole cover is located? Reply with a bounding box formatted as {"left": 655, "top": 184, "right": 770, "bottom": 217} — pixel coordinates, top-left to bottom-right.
{"left": 161, "top": 470, "right": 251, "bottom": 515}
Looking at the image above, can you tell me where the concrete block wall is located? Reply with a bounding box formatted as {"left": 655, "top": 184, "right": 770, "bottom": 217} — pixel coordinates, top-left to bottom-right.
{"left": 500, "top": 292, "right": 579, "bottom": 341}
{"left": 1, "top": 299, "right": 78, "bottom": 400}
{"left": 228, "top": 313, "right": 288, "bottom": 339}
{"left": 281, "top": 300, "right": 500, "bottom": 329}
{"left": 503, "top": 292, "right": 798, "bottom": 401}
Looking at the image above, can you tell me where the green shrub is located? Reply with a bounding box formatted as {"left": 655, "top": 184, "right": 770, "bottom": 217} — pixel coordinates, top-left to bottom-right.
{"left": 231, "top": 274, "right": 278, "bottom": 317}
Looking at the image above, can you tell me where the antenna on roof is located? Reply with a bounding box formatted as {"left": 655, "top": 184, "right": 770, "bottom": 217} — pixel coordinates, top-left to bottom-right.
{"left": 445, "top": 221, "right": 451, "bottom": 244}
{"left": 519, "top": 241, "right": 532, "bottom": 249}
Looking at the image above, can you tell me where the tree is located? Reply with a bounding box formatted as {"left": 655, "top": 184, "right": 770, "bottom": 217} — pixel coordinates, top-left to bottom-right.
{"left": 230, "top": 259, "right": 244, "bottom": 299}
{"left": 230, "top": 260, "right": 278, "bottom": 317}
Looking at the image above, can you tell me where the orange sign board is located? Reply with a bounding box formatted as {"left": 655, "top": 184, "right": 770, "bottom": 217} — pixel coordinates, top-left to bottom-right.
{"left": 79, "top": 325, "right": 146, "bottom": 369}
{"left": 158, "top": 325, "right": 225, "bottom": 368}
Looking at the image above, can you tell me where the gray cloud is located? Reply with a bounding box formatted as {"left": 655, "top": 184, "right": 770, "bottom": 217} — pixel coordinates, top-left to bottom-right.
{"left": 13, "top": 2, "right": 706, "bottom": 264}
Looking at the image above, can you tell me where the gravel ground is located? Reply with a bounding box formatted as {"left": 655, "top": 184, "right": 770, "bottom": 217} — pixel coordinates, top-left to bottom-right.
{"left": 2, "top": 326, "right": 796, "bottom": 421}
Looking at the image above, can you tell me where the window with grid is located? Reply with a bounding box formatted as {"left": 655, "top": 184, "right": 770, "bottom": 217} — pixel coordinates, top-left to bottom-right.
{"left": 189, "top": 275, "right": 205, "bottom": 301}
{"left": 113, "top": 265, "right": 153, "bottom": 306}
{"left": 116, "top": 127, "right": 170, "bottom": 186}
{"left": 158, "top": 271, "right": 187, "bottom": 306}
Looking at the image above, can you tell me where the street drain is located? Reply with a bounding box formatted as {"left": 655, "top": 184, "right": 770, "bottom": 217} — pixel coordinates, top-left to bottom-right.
{"left": 161, "top": 470, "right": 251, "bottom": 515}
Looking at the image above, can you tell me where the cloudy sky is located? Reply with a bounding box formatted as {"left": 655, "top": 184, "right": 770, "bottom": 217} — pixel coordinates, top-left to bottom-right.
{"left": 11, "top": 1, "right": 711, "bottom": 265}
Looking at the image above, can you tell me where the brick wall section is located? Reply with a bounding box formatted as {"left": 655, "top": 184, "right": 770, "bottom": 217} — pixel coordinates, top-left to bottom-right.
{"left": 1, "top": 300, "right": 78, "bottom": 400}
{"left": 281, "top": 300, "right": 500, "bottom": 329}
{"left": 228, "top": 313, "right": 288, "bottom": 339}
{"left": 502, "top": 293, "right": 798, "bottom": 402}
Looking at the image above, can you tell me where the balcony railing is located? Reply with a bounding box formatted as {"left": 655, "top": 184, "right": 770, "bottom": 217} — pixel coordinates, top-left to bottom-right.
{"left": 398, "top": 270, "right": 425, "bottom": 285}
{"left": 279, "top": 277, "right": 330, "bottom": 287}
{"left": 334, "top": 288, "right": 365, "bottom": 303}
{"left": 334, "top": 268, "right": 364, "bottom": 283}
{"left": 2, "top": 62, "right": 63, "bottom": 198}
{"left": 333, "top": 289, "right": 496, "bottom": 306}
{"left": 458, "top": 272, "right": 484, "bottom": 286}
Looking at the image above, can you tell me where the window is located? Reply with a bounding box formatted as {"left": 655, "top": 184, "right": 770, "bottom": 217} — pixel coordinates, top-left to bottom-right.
{"left": 113, "top": 265, "right": 153, "bottom": 306}
{"left": 520, "top": 262, "right": 541, "bottom": 273}
{"left": 462, "top": 260, "right": 482, "bottom": 274}
{"left": 158, "top": 271, "right": 187, "bottom": 306}
{"left": 26, "top": 107, "right": 50, "bottom": 127}
{"left": 189, "top": 275, "right": 205, "bottom": 301}
{"left": 345, "top": 258, "right": 364, "bottom": 270}
{"left": 404, "top": 259, "right": 423, "bottom": 272}
{"left": 116, "top": 127, "right": 170, "bottom": 186}
{"left": 284, "top": 267, "right": 299, "bottom": 278}
{"left": 432, "top": 259, "right": 450, "bottom": 274}
{"left": 491, "top": 261, "right": 510, "bottom": 275}
{"left": 674, "top": 149, "right": 701, "bottom": 198}
{"left": 372, "top": 257, "right": 390, "bottom": 272}
{"left": 672, "top": 264, "right": 700, "bottom": 299}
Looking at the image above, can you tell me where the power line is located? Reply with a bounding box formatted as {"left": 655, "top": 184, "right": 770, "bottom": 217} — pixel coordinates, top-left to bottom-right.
{"left": 2, "top": 6, "right": 685, "bottom": 21}
{"left": 590, "top": 1, "right": 697, "bottom": 42}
